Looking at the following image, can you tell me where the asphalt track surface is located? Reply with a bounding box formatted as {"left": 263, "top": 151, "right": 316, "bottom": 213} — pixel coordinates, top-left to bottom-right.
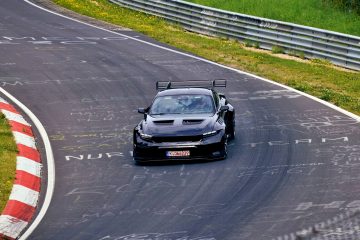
{"left": 1, "top": 1, "right": 360, "bottom": 239}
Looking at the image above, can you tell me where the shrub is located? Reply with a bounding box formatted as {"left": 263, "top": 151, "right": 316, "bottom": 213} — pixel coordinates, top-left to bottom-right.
{"left": 289, "top": 50, "right": 306, "bottom": 59}
{"left": 244, "top": 40, "right": 253, "bottom": 47}
{"left": 272, "top": 45, "right": 285, "bottom": 54}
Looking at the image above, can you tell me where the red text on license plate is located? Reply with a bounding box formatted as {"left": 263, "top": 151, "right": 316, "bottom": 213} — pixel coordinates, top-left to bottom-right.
{"left": 166, "top": 150, "right": 190, "bottom": 157}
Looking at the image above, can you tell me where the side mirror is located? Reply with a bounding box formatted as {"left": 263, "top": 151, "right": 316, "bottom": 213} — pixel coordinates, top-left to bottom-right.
{"left": 218, "top": 93, "right": 226, "bottom": 99}
{"left": 138, "top": 108, "right": 146, "bottom": 114}
{"left": 219, "top": 105, "right": 229, "bottom": 112}
{"left": 218, "top": 93, "right": 228, "bottom": 104}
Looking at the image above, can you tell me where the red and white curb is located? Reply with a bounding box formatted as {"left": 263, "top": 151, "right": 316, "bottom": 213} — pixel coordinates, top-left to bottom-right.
{"left": 0, "top": 97, "right": 42, "bottom": 240}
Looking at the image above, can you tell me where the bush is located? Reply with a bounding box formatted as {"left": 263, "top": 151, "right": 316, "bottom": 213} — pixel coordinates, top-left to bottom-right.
{"left": 244, "top": 40, "right": 253, "bottom": 47}
{"left": 289, "top": 50, "right": 306, "bottom": 59}
{"left": 244, "top": 40, "right": 260, "bottom": 49}
{"left": 320, "top": 88, "right": 335, "bottom": 101}
{"left": 298, "top": 51, "right": 305, "bottom": 59}
{"left": 272, "top": 45, "right": 285, "bottom": 54}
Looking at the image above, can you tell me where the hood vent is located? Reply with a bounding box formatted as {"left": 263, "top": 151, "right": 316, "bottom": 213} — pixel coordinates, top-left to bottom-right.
{"left": 183, "top": 119, "right": 204, "bottom": 125}
{"left": 153, "top": 120, "right": 174, "bottom": 125}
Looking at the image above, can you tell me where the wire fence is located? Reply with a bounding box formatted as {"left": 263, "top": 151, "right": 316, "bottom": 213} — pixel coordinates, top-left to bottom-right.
{"left": 109, "top": 0, "right": 360, "bottom": 71}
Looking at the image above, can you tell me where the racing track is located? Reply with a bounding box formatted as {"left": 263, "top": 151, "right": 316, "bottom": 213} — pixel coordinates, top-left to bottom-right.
{"left": 1, "top": 1, "right": 360, "bottom": 239}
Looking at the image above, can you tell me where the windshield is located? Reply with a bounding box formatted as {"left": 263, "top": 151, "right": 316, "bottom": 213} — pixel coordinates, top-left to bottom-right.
{"left": 150, "top": 94, "right": 215, "bottom": 115}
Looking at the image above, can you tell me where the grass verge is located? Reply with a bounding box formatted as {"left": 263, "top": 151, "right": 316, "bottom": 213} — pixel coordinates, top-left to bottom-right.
{"left": 185, "top": 0, "right": 360, "bottom": 36}
{"left": 0, "top": 112, "right": 17, "bottom": 212}
{"left": 52, "top": 0, "right": 360, "bottom": 115}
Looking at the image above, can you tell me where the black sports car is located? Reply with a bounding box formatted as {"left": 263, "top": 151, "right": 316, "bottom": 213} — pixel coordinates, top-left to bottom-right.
{"left": 133, "top": 80, "right": 235, "bottom": 163}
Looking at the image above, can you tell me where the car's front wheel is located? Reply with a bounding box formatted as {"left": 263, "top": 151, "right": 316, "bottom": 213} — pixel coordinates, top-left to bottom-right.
{"left": 220, "top": 137, "right": 228, "bottom": 159}
{"left": 227, "top": 119, "right": 235, "bottom": 140}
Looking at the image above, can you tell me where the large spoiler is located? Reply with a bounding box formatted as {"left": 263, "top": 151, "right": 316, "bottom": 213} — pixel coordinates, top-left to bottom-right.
{"left": 156, "top": 79, "right": 226, "bottom": 90}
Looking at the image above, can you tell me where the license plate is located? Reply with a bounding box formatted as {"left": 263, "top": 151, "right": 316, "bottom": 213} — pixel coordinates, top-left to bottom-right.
{"left": 166, "top": 150, "right": 190, "bottom": 157}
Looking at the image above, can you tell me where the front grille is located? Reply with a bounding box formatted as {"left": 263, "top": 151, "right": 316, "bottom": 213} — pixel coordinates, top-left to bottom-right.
{"left": 152, "top": 135, "right": 202, "bottom": 143}
{"left": 153, "top": 120, "right": 174, "bottom": 125}
{"left": 183, "top": 119, "right": 204, "bottom": 125}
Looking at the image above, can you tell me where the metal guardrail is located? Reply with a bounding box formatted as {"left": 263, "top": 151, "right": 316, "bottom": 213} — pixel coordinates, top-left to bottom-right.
{"left": 109, "top": 0, "right": 360, "bottom": 71}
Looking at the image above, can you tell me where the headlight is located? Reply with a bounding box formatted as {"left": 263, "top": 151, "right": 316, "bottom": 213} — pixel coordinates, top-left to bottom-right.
{"left": 202, "top": 130, "right": 220, "bottom": 137}
{"left": 135, "top": 126, "right": 152, "bottom": 140}
{"left": 139, "top": 132, "right": 152, "bottom": 140}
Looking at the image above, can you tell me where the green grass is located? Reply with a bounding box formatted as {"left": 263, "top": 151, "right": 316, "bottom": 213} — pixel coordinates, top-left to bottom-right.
{"left": 185, "top": 0, "right": 360, "bottom": 36}
{"left": 0, "top": 113, "right": 17, "bottom": 212}
{"left": 271, "top": 46, "right": 285, "bottom": 54}
{"left": 52, "top": 0, "right": 360, "bottom": 116}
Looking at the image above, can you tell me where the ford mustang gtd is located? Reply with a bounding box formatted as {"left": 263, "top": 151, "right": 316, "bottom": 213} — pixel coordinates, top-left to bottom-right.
{"left": 133, "top": 80, "right": 235, "bottom": 163}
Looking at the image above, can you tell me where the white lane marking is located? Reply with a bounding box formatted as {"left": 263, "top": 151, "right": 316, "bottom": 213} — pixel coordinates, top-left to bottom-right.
{"left": 9, "top": 185, "right": 39, "bottom": 207}
{"left": 13, "top": 131, "right": 36, "bottom": 149}
{"left": 25, "top": 0, "right": 360, "bottom": 122}
{"left": 0, "top": 215, "right": 28, "bottom": 239}
{"left": 17, "top": 156, "right": 42, "bottom": 177}
{"left": 0, "top": 84, "right": 54, "bottom": 239}
{"left": 1, "top": 109, "right": 31, "bottom": 126}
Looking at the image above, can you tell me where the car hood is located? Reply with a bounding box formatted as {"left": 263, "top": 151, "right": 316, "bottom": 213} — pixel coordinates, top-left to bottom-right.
{"left": 141, "top": 114, "right": 217, "bottom": 136}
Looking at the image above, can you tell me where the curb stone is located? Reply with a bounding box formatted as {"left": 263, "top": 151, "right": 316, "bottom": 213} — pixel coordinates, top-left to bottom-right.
{"left": 0, "top": 97, "right": 42, "bottom": 240}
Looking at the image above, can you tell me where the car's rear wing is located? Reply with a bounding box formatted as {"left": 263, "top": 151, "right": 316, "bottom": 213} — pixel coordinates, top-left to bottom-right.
{"left": 156, "top": 79, "right": 226, "bottom": 90}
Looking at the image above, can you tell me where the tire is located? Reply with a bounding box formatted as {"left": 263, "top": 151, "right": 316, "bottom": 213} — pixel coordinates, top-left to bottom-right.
{"left": 221, "top": 137, "right": 228, "bottom": 159}
{"left": 133, "top": 158, "right": 142, "bottom": 165}
{"left": 227, "top": 119, "right": 235, "bottom": 140}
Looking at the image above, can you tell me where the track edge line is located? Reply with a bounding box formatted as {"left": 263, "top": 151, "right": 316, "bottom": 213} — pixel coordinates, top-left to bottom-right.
{"left": 24, "top": 0, "right": 360, "bottom": 122}
{"left": 0, "top": 87, "right": 55, "bottom": 240}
